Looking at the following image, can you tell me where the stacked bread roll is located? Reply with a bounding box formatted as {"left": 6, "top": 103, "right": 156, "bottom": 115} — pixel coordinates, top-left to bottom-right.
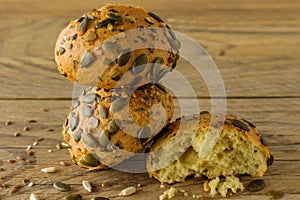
{"left": 55, "top": 4, "right": 179, "bottom": 169}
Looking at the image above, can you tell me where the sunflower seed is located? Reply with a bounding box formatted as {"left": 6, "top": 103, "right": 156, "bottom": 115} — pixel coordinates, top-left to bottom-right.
{"left": 83, "top": 94, "right": 97, "bottom": 103}
{"left": 132, "top": 54, "right": 148, "bottom": 74}
{"left": 119, "top": 186, "right": 136, "bottom": 196}
{"left": 267, "top": 190, "right": 284, "bottom": 199}
{"left": 155, "top": 68, "right": 168, "bottom": 82}
{"left": 152, "top": 57, "right": 164, "bottom": 77}
{"left": 111, "top": 70, "right": 122, "bottom": 81}
{"left": 70, "top": 34, "right": 77, "bottom": 40}
{"left": 83, "top": 105, "right": 94, "bottom": 117}
{"left": 77, "top": 17, "right": 89, "bottom": 33}
{"left": 166, "top": 24, "right": 176, "bottom": 40}
{"left": 117, "top": 48, "right": 131, "bottom": 66}
{"left": 232, "top": 119, "right": 250, "bottom": 131}
{"left": 138, "top": 127, "right": 151, "bottom": 143}
{"left": 91, "top": 197, "right": 109, "bottom": 200}
{"left": 110, "top": 98, "right": 126, "bottom": 113}
{"left": 99, "top": 105, "right": 108, "bottom": 119}
{"left": 80, "top": 153, "right": 99, "bottom": 167}
{"left": 82, "top": 180, "right": 92, "bottom": 192}
{"left": 80, "top": 51, "right": 95, "bottom": 68}
{"left": 59, "top": 47, "right": 65, "bottom": 55}
{"left": 41, "top": 167, "right": 57, "bottom": 173}
{"left": 30, "top": 193, "right": 40, "bottom": 200}
{"left": 106, "top": 12, "right": 122, "bottom": 20}
{"left": 53, "top": 182, "right": 70, "bottom": 192}
{"left": 108, "top": 120, "right": 119, "bottom": 134}
{"left": 102, "top": 42, "right": 117, "bottom": 53}
{"left": 129, "top": 76, "right": 142, "bottom": 87}
{"left": 84, "top": 31, "right": 97, "bottom": 42}
{"left": 168, "top": 37, "right": 181, "bottom": 50}
{"left": 95, "top": 19, "right": 113, "bottom": 29}
{"left": 267, "top": 155, "right": 274, "bottom": 166}
{"left": 148, "top": 12, "right": 164, "bottom": 23}
{"left": 248, "top": 179, "right": 265, "bottom": 192}
{"left": 145, "top": 17, "right": 154, "bottom": 24}
{"left": 125, "top": 16, "right": 135, "bottom": 23}
{"left": 72, "top": 100, "right": 80, "bottom": 109}
{"left": 69, "top": 115, "right": 79, "bottom": 131}
{"left": 64, "top": 194, "right": 82, "bottom": 200}
{"left": 88, "top": 117, "right": 99, "bottom": 129}
{"left": 81, "top": 133, "right": 97, "bottom": 148}
{"left": 243, "top": 119, "right": 256, "bottom": 128}
{"left": 99, "top": 130, "right": 109, "bottom": 147}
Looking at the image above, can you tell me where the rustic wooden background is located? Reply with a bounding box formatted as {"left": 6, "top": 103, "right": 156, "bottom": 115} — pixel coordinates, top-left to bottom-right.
{"left": 0, "top": 0, "right": 299, "bottom": 199}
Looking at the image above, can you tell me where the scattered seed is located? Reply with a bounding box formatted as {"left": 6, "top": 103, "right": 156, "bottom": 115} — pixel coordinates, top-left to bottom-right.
{"left": 98, "top": 105, "right": 108, "bottom": 119}
{"left": 203, "top": 181, "right": 210, "bottom": 192}
{"left": 23, "top": 126, "right": 30, "bottom": 131}
{"left": 232, "top": 119, "right": 250, "bottom": 131}
{"left": 81, "top": 133, "right": 97, "bottom": 148}
{"left": 41, "top": 167, "right": 57, "bottom": 173}
{"left": 79, "top": 154, "right": 99, "bottom": 167}
{"left": 145, "top": 17, "right": 154, "bottom": 24}
{"left": 26, "top": 119, "right": 37, "bottom": 123}
{"left": 82, "top": 180, "right": 92, "bottom": 192}
{"left": 23, "top": 178, "right": 29, "bottom": 183}
{"left": 80, "top": 51, "right": 95, "bottom": 68}
{"left": 1, "top": 183, "right": 7, "bottom": 188}
{"left": 16, "top": 156, "right": 23, "bottom": 160}
{"left": 5, "top": 120, "right": 13, "bottom": 125}
{"left": 83, "top": 94, "right": 97, "bottom": 103}
{"left": 7, "top": 159, "right": 16, "bottom": 163}
{"left": 84, "top": 31, "right": 97, "bottom": 42}
{"left": 101, "top": 182, "right": 110, "bottom": 188}
{"left": 56, "top": 143, "right": 63, "bottom": 149}
{"left": 91, "top": 197, "right": 109, "bottom": 200}
{"left": 77, "top": 17, "right": 89, "bottom": 33}
{"left": 14, "top": 132, "right": 21, "bottom": 137}
{"left": 64, "top": 194, "right": 83, "bottom": 200}
{"left": 28, "top": 182, "right": 34, "bottom": 187}
{"left": 25, "top": 159, "right": 33, "bottom": 164}
{"left": 0, "top": 168, "right": 4, "bottom": 171}
{"left": 30, "top": 193, "right": 40, "bottom": 200}
{"left": 137, "top": 184, "right": 141, "bottom": 187}
{"left": 61, "top": 142, "right": 71, "bottom": 148}
{"left": 132, "top": 54, "right": 148, "bottom": 74}
{"left": 27, "top": 150, "right": 35, "bottom": 156}
{"left": 267, "top": 155, "right": 274, "bottom": 166}
{"left": 267, "top": 190, "right": 284, "bottom": 199}
{"left": 148, "top": 12, "right": 164, "bottom": 23}
{"left": 48, "top": 149, "right": 53, "bottom": 153}
{"left": 40, "top": 108, "right": 49, "bottom": 112}
{"left": 125, "top": 16, "right": 135, "bottom": 23}
{"left": 27, "top": 145, "right": 32, "bottom": 150}
{"left": 102, "top": 41, "right": 117, "bottom": 53}
{"left": 108, "top": 120, "right": 119, "bottom": 134}
{"left": 219, "top": 49, "right": 226, "bottom": 56}
{"left": 36, "top": 138, "right": 44, "bottom": 142}
{"left": 60, "top": 161, "right": 70, "bottom": 166}
{"left": 138, "top": 127, "right": 151, "bottom": 143}
{"left": 53, "top": 182, "right": 70, "bottom": 192}
{"left": 119, "top": 186, "right": 136, "bottom": 196}
{"left": 106, "top": 12, "right": 122, "bottom": 20}
{"left": 248, "top": 179, "right": 265, "bottom": 192}
{"left": 9, "top": 184, "right": 22, "bottom": 194}
{"left": 117, "top": 48, "right": 131, "bottom": 66}
{"left": 99, "top": 130, "right": 109, "bottom": 148}
{"left": 33, "top": 141, "right": 38, "bottom": 146}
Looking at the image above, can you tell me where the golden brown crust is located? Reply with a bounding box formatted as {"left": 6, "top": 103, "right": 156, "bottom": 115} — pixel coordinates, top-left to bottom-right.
{"left": 63, "top": 84, "right": 174, "bottom": 170}
{"left": 55, "top": 4, "right": 179, "bottom": 88}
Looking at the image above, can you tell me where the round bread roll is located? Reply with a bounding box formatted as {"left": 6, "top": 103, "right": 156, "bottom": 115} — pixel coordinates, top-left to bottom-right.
{"left": 55, "top": 4, "right": 180, "bottom": 89}
{"left": 146, "top": 112, "right": 273, "bottom": 184}
{"left": 62, "top": 84, "right": 174, "bottom": 170}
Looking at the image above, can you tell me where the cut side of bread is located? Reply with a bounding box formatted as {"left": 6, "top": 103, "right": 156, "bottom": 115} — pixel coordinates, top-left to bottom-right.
{"left": 147, "top": 113, "right": 273, "bottom": 185}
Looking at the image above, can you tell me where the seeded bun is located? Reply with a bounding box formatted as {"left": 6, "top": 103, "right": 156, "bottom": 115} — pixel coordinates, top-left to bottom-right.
{"left": 146, "top": 112, "right": 273, "bottom": 184}
{"left": 55, "top": 4, "right": 180, "bottom": 89}
{"left": 62, "top": 84, "right": 174, "bottom": 170}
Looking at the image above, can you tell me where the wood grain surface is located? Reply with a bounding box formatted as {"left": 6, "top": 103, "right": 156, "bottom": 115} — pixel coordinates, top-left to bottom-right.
{"left": 0, "top": 0, "right": 299, "bottom": 199}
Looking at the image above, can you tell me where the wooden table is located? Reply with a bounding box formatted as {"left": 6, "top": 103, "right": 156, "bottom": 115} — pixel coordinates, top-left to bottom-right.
{"left": 1, "top": 0, "right": 299, "bottom": 199}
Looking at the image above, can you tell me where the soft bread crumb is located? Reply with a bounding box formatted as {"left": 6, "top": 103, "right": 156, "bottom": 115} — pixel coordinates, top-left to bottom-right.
{"left": 208, "top": 176, "right": 244, "bottom": 197}
{"left": 159, "top": 187, "right": 178, "bottom": 200}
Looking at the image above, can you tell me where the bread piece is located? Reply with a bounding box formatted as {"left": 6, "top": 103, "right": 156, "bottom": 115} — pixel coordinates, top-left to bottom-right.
{"left": 208, "top": 176, "right": 245, "bottom": 197}
{"left": 63, "top": 84, "right": 174, "bottom": 170}
{"left": 147, "top": 112, "right": 273, "bottom": 184}
{"left": 54, "top": 4, "right": 179, "bottom": 89}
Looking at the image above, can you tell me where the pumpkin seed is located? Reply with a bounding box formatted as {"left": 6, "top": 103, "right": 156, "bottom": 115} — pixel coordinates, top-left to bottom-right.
{"left": 248, "top": 179, "right": 265, "bottom": 192}
{"left": 83, "top": 94, "right": 97, "bottom": 103}
{"left": 232, "top": 119, "right": 250, "bottom": 131}
{"left": 69, "top": 114, "right": 79, "bottom": 131}
{"left": 95, "top": 19, "right": 113, "bottom": 29}
{"left": 125, "top": 16, "right": 135, "bottom": 23}
{"left": 132, "top": 54, "right": 148, "bottom": 74}
{"left": 91, "top": 197, "right": 109, "bottom": 200}
{"left": 83, "top": 105, "right": 94, "bottom": 117}
{"left": 168, "top": 37, "right": 181, "bottom": 50}
{"left": 81, "top": 133, "right": 97, "bottom": 148}
{"left": 108, "top": 120, "right": 119, "bottom": 134}
{"left": 80, "top": 51, "right": 95, "bottom": 68}
{"left": 72, "top": 100, "right": 80, "bottom": 109}
{"left": 77, "top": 17, "right": 89, "bottom": 33}
{"left": 99, "top": 105, "right": 108, "bottom": 119}
{"left": 80, "top": 153, "right": 99, "bottom": 167}
{"left": 145, "top": 17, "right": 154, "bottom": 24}
{"left": 138, "top": 127, "right": 151, "bottom": 143}
{"left": 106, "top": 12, "right": 122, "bottom": 20}
{"left": 102, "top": 42, "right": 117, "bottom": 53}
{"left": 53, "top": 182, "right": 70, "bottom": 192}
{"left": 99, "top": 130, "right": 109, "bottom": 147}
{"left": 111, "top": 70, "right": 122, "bottom": 81}
{"left": 74, "top": 129, "right": 82, "bottom": 142}
{"left": 129, "top": 76, "right": 142, "bottom": 87}
{"left": 117, "top": 48, "right": 131, "bottom": 66}
{"left": 84, "top": 31, "right": 97, "bottom": 42}
{"left": 88, "top": 117, "right": 99, "bottom": 129}
{"left": 155, "top": 68, "right": 168, "bottom": 82}
{"left": 267, "top": 155, "right": 274, "bottom": 166}
{"left": 110, "top": 98, "right": 126, "bottom": 113}
{"left": 59, "top": 47, "right": 65, "bottom": 55}
{"left": 148, "top": 12, "right": 164, "bottom": 23}
{"left": 267, "top": 190, "right": 284, "bottom": 199}
{"left": 64, "top": 194, "right": 82, "bottom": 200}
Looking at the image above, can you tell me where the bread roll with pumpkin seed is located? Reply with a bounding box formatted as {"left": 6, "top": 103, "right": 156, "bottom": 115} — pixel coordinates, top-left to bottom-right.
{"left": 63, "top": 84, "right": 174, "bottom": 170}
{"left": 55, "top": 4, "right": 180, "bottom": 89}
{"left": 146, "top": 112, "right": 273, "bottom": 184}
